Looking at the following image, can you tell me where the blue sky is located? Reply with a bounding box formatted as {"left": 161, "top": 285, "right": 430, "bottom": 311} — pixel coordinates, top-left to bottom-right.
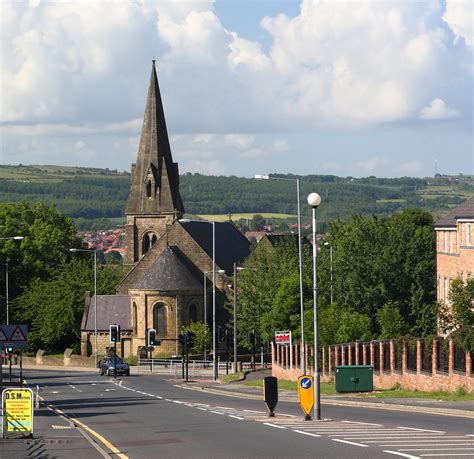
{"left": 1, "top": 0, "right": 472, "bottom": 178}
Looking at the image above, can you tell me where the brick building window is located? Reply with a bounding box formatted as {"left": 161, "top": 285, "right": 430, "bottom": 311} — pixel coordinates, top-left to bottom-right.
{"left": 444, "top": 231, "right": 448, "bottom": 252}
{"left": 142, "top": 232, "right": 158, "bottom": 255}
{"left": 467, "top": 223, "right": 472, "bottom": 246}
{"left": 132, "top": 302, "right": 138, "bottom": 334}
{"left": 153, "top": 303, "right": 167, "bottom": 336}
{"left": 189, "top": 303, "right": 198, "bottom": 323}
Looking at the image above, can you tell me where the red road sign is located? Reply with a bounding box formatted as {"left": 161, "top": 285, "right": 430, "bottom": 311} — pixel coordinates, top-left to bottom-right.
{"left": 275, "top": 331, "right": 291, "bottom": 345}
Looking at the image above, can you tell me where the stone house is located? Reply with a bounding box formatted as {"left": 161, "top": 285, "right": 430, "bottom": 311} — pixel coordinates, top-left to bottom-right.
{"left": 80, "top": 62, "right": 249, "bottom": 358}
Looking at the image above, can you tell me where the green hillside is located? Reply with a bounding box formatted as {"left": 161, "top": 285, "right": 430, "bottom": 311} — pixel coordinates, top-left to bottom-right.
{"left": 0, "top": 164, "right": 472, "bottom": 231}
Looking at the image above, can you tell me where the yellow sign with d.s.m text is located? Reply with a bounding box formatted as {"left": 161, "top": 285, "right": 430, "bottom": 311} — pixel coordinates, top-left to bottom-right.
{"left": 2, "top": 388, "right": 34, "bottom": 436}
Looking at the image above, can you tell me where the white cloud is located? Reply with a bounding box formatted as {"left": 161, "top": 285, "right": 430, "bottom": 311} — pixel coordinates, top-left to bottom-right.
{"left": 395, "top": 160, "right": 424, "bottom": 174}
{"left": 224, "top": 134, "right": 255, "bottom": 148}
{"left": 356, "top": 156, "right": 390, "bottom": 174}
{"left": 420, "top": 98, "right": 460, "bottom": 120}
{"left": 271, "top": 139, "right": 289, "bottom": 153}
{"left": 443, "top": 0, "right": 474, "bottom": 47}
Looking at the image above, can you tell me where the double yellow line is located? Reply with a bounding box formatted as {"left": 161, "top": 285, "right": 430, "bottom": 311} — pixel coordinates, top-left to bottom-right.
{"left": 42, "top": 398, "right": 128, "bottom": 459}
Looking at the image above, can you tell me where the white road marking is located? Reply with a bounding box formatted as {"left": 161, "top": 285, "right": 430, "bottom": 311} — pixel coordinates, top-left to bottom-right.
{"left": 397, "top": 427, "right": 444, "bottom": 433}
{"left": 210, "top": 411, "right": 225, "bottom": 415}
{"left": 67, "top": 383, "right": 82, "bottom": 393}
{"left": 383, "top": 451, "right": 419, "bottom": 459}
{"left": 419, "top": 454, "right": 474, "bottom": 457}
{"left": 342, "top": 420, "right": 382, "bottom": 426}
{"left": 197, "top": 408, "right": 207, "bottom": 411}
{"left": 400, "top": 449, "right": 474, "bottom": 452}
{"left": 294, "top": 430, "right": 321, "bottom": 438}
{"left": 332, "top": 439, "right": 368, "bottom": 448}
{"left": 263, "top": 423, "right": 286, "bottom": 429}
{"left": 229, "top": 415, "right": 244, "bottom": 420}
{"left": 51, "top": 391, "right": 59, "bottom": 394}
{"left": 243, "top": 409, "right": 266, "bottom": 414}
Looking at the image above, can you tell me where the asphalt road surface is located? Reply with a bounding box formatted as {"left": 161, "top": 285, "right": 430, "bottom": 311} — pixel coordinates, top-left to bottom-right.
{"left": 14, "top": 369, "right": 474, "bottom": 459}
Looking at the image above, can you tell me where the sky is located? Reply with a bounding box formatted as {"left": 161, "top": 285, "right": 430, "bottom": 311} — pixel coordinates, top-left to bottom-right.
{"left": 1, "top": 0, "right": 473, "bottom": 178}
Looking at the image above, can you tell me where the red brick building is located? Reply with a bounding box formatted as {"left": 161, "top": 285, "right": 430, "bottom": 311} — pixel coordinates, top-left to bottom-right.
{"left": 434, "top": 197, "right": 474, "bottom": 306}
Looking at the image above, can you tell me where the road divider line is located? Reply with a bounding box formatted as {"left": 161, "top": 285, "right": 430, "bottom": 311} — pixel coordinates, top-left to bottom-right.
{"left": 210, "top": 411, "right": 225, "bottom": 415}
{"left": 41, "top": 398, "right": 128, "bottom": 459}
{"left": 383, "top": 451, "right": 419, "bottom": 459}
{"left": 397, "top": 427, "right": 444, "bottom": 433}
{"left": 294, "top": 430, "right": 321, "bottom": 438}
{"left": 229, "top": 415, "right": 244, "bottom": 420}
{"left": 332, "top": 439, "right": 367, "bottom": 448}
{"left": 263, "top": 423, "right": 286, "bottom": 429}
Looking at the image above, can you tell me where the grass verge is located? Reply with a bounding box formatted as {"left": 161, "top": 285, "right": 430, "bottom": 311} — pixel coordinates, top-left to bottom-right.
{"left": 219, "top": 373, "right": 245, "bottom": 384}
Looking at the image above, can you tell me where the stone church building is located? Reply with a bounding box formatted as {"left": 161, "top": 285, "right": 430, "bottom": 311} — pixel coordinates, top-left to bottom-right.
{"left": 80, "top": 62, "right": 249, "bottom": 358}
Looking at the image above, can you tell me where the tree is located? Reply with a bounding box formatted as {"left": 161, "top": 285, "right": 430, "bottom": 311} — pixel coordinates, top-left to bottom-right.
{"left": 182, "top": 321, "right": 211, "bottom": 354}
{"left": 335, "top": 310, "right": 373, "bottom": 343}
{"left": 105, "top": 250, "right": 123, "bottom": 264}
{"left": 376, "top": 302, "right": 408, "bottom": 339}
{"left": 13, "top": 260, "right": 125, "bottom": 351}
{"left": 0, "top": 201, "right": 79, "bottom": 323}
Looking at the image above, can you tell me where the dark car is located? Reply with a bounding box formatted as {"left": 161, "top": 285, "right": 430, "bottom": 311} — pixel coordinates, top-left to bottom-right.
{"left": 99, "top": 357, "right": 130, "bottom": 376}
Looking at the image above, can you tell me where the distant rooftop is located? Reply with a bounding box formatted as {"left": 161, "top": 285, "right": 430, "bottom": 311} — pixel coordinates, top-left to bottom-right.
{"left": 434, "top": 197, "right": 474, "bottom": 228}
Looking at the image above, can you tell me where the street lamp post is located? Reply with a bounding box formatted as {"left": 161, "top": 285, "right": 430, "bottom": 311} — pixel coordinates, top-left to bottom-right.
{"left": 203, "top": 268, "right": 224, "bottom": 364}
{"left": 1, "top": 236, "right": 24, "bottom": 325}
{"left": 255, "top": 174, "right": 307, "bottom": 374}
{"left": 324, "top": 242, "right": 334, "bottom": 304}
{"left": 233, "top": 263, "right": 245, "bottom": 373}
{"left": 70, "top": 248, "right": 98, "bottom": 367}
{"left": 307, "top": 192, "right": 322, "bottom": 421}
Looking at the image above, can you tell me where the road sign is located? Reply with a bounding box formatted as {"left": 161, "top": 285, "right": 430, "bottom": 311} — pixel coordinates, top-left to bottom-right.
{"left": 275, "top": 331, "right": 291, "bottom": 345}
{"left": 2, "top": 388, "right": 34, "bottom": 437}
{"left": 0, "top": 325, "right": 28, "bottom": 348}
{"left": 298, "top": 375, "right": 314, "bottom": 418}
{"left": 263, "top": 376, "right": 278, "bottom": 417}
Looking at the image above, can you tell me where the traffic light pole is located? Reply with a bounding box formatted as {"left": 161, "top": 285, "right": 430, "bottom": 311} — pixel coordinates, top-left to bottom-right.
{"left": 114, "top": 341, "right": 117, "bottom": 379}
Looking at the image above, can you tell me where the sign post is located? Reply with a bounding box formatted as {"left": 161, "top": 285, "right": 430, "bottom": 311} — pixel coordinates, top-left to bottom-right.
{"left": 263, "top": 376, "right": 278, "bottom": 417}
{"left": 297, "top": 375, "right": 314, "bottom": 420}
{"left": 2, "top": 388, "right": 34, "bottom": 438}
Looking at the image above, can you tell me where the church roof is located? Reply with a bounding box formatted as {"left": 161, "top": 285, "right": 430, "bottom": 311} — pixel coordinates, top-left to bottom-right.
{"left": 434, "top": 197, "right": 474, "bottom": 228}
{"left": 82, "top": 295, "right": 131, "bottom": 331}
{"left": 179, "top": 220, "right": 250, "bottom": 274}
{"left": 126, "top": 61, "right": 184, "bottom": 215}
{"left": 132, "top": 245, "right": 203, "bottom": 291}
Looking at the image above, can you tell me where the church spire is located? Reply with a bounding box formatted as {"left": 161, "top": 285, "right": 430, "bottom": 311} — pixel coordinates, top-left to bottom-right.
{"left": 126, "top": 61, "right": 184, "bottom": 215}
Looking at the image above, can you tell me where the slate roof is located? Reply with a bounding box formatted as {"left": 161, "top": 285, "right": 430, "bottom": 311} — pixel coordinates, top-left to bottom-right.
{"left": 264, "top": 233, "right": 311, "bottom": 249}
{"left": 132, "top": 245, "right": 203, "bottom": 291}
{"left": 83, "top": 295, "right": 131, "bottom": 331}
{"left": 179, "top": 221, "right": 250, "bottom": 273}
{"left": 434, "top": 197, "right": 474, "bottom": 228}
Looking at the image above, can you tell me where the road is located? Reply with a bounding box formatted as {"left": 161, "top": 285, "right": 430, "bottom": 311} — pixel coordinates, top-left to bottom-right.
{"left": 9, "top": 368, "right": 474, "bottom": 459}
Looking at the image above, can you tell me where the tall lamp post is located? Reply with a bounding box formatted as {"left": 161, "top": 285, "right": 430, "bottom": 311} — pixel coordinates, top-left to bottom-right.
{"left": 203, "top": 268, "right": 225, "bottom": 363}
{"left": 255, "top": 174, "right": 307, "bottom": 375}
{"left": 233, "top": 263, "right": 245, "bottom": 373}
{"left": 1, "top": 236, "right": 24, "bottom": 325}
{"left": 324, "top": 242, "right": 333, "bottom": 304}
{"left": 70, "top": 248, "right": 98, "bottom": 367}
{"left": 307, "top": 192, "right": 321, "bottom": 420}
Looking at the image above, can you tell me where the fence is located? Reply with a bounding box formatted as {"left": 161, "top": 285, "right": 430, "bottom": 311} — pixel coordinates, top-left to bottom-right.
{"left": 272, "top": 337, "right": 472, "bottom": 392}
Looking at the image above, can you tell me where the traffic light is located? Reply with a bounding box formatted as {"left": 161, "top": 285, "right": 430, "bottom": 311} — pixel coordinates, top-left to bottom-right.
{"left": 147, "top": 329, "right": 157, "bottom": 346}
{"left": 178, "top": 334, "right": 185, "bottom": 346}
{"left": 247, "top": 331, "right": 255, "bottom": 345}
{"left": 186, "top": 332, "right": 196, "bottom": 348}
{"left": 5, "top": 344, "right": 13, "bottom": 353}
{"left": 255, "top": 331, "right": 261, "bottom": 349}
{"left": 218, "top": 326, "right": 227, "bottom": 343}
{"left": 110, "top": 324, "right": 121, "bottom": 343}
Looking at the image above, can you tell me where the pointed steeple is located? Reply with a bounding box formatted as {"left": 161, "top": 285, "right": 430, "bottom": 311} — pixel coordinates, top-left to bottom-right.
{"left": 126, "top": 61, "right": 184, "bottom": 215}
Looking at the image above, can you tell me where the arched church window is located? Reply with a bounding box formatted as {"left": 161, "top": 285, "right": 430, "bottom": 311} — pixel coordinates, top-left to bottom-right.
{"left": 153, "top": 303, "right": 167, "bottom": 336}
{"left": 141, "top": 232, "right": 157, "bottom": 256}
{"left": 132, "top": 302, "right": 138, "bottom": 335}
{"left": 189, "top": 303, "right": 198, "bottom": 324}
{"left": 146, "top": 180, "right": 152, "bottom": 197}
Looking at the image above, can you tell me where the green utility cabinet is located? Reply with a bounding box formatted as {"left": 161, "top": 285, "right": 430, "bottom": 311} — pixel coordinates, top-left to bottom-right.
{"left": 335, "top": 366, "right": 373, "bottom": 393}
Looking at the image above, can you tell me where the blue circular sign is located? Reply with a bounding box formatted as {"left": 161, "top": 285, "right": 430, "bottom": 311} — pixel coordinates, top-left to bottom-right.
{"left": 300, "top": 377, "right": 312, "bottom": 389}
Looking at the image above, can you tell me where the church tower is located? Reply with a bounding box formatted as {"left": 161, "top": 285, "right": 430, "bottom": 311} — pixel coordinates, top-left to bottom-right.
{"left": 124, "top": 61, "right": 184, "bottom": 265}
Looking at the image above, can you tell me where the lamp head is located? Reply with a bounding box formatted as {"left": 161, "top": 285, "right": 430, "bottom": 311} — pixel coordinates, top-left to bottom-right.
{"left": 307, "top": 193, "right": 321, "bottom": 208}
{"left": 13, "top": 236, "right": 24, "bottom": 240}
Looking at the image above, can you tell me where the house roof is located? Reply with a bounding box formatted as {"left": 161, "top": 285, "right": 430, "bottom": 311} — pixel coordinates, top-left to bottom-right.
{"left": 83, "top": 295, "right": 131, "bottom": 331}
{"left": 179, "top": 220, "right": 250, "bottom": 273}
{"left": 434, "top": 197, "right": 474, "bottom": 228}
{"left": 263, "top": 233, "right": 311, "bottom": 249}
{"left": 132, "top": 245, "right": 203, "bottom": 291}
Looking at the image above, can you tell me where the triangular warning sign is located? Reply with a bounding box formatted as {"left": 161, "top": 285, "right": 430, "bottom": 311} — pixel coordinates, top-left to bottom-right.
{"left": 10, "top": 326, "right": 26, "bottom": 341}
{"left": 0, "top": 329, "right": 7, "bottom": 341}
